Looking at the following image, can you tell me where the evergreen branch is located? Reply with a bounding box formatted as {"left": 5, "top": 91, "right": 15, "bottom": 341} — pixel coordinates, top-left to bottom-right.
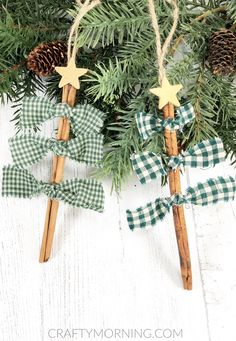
{"left": 0, "top": 60, "right": 26, "bottom": 74}
{"left": 169, "top": 4, "right": 228, "bottom": 56}
{"left": 85, "top": 59, "right": 135, "bottom": 103}
{"left": 227, "top": 1, "right": 236, "bottom": 24}
{"left": 72, "top": 0, "right": 149, "bottom": 48}
{"left": 195, "top": 5, "right": 226, "bottom": 21}
{"left": 0, "top": 0, "right": 235, "bottom": 190}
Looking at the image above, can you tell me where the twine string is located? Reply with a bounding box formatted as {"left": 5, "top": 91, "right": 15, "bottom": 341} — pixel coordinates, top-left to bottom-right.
{"left": 147, "top": 0, "right": 179, "bottom": 85}
{"left": 67, "top": 0, "right": 101, "bottom": 63}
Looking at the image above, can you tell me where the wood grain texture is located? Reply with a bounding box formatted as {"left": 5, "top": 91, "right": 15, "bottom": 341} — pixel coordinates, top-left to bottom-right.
{"left": 0, "top": 103, "right": 236, "bottom": 341}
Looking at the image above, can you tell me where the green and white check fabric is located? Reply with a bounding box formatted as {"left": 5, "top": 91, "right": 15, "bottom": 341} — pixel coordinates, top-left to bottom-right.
{"left": 136, "top": 102, "right": 195, "bottom": 140}
{"left": 9, "top": 134, "right": 104, "bottom": 167}
{"left": 168, "top": 137, "right": 225, "bottom": 169}
{"left": 20, "top": 97, "right": 105, "bottom": 135}
{"left": 131, "top": 151, "right": 166, "bottom": 184}
{"left": 2, "top": 166, "right": 104, "bottom": 212}
{"left": 127, "top": 176, "right": 236, "bottom": 230}
{"left": 131, "top": 138, "right": 225, "bottom": 184}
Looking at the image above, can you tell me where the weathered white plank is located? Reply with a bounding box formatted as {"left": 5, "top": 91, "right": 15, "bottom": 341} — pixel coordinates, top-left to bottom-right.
{"left": 118, "top": 175, "right": 209, "bottom": 340}
{"left": 1, "top": 100, "right": 235, "bottom": 341}
{"left": 188, "top": 163, "right": 236, "bottom": 341}
{"left": 0, "top": 104, "right": 42, "bottom": 341}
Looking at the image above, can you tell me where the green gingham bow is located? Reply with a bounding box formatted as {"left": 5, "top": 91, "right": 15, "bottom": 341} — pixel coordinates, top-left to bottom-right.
{"left": 2, "top": 166, "right": 104, "bottom": 212}
{"left": 131, "top": 138, "right": 225, "bottom": 184}
{"left": 136, "top": 102, "right": 195, "bottom": 140}
{"left": 20, "top": 97, "right": 105, "bottom": 135}
{"left": 127, "top": 176, "right": 236, "bottom": 230}
{"left": 9, "top": 134, "right": 104, "bottom": 167}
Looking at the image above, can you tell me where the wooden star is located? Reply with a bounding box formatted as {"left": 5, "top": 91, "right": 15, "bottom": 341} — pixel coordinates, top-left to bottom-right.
{"left": 55, "top": 59, "right": 88, "bottom": 89}
{"left": 150, "top": 76, "right": 183, "bottom": 109}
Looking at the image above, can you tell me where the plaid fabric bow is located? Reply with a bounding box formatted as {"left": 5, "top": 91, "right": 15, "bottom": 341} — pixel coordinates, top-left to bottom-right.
{"left": 19, "top": 97, "right": 105, "bottom": 135}
{"left": 136, "top": 102, "right": 195, "bottom": 140}
{"left": 131, "top": 138, "right": 225, "bottom": 184}
{"left": 2, "top": 166, "right": 104, "bottom": 212}
{"left": 127, "top": 176, "right": 236, "bottom": 230}
{"left": 9, "top": 134, "right": 104, "bottom": 167}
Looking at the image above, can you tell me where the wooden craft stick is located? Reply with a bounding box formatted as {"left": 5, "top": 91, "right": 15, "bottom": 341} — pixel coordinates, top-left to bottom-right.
{"left": 39, "top": 85, "right": 77, "bottom": 262}
{"left": 163, "top": 102, "right": 192, "bottom": 290}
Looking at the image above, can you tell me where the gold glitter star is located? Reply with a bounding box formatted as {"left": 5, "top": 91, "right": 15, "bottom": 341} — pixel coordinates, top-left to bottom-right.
{"left": 55, "top": 59, "right": 88, "bottom": 89}
{"left": 150, "top": 76, "right": 183, "bottom": 109}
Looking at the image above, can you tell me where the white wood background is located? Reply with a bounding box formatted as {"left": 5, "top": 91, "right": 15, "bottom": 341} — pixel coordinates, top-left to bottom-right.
{"left": 0, "top": 103, "right": 236, "bottom": 341}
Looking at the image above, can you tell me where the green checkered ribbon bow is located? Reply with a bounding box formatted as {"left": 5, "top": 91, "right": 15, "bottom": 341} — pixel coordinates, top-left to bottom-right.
{"left": 136, "top": 103, "right": 195, "bottom": 140}
{"left": 9, "top": 134, "right": 104, "bottom": 167}
{"left": 2, "top": 166, "right": 104, "bottom": 212}
{"left": 131, "top": 138, "right": 225, "bottom": 184}
{"left": 127, "top": 176, "right": 236, "bottom": 230}
{"left": 19, "top": 97, "right": 105, "bottom": 135}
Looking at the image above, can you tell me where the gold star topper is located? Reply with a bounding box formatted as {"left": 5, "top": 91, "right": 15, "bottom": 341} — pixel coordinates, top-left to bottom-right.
{"left": 55, "top": 59, "right": 88, "bottom": 89}
{"left": 150, "top": 76, "right": 183, "bottom": 109}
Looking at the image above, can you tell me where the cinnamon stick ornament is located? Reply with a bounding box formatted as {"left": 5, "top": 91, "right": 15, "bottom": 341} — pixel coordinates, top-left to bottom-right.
{"left": 39, "top": 85, "right": 77, "bottom": 262}
{"left": 148, "top": 0, "right": 192, "bottom": 289}
{"left": 128, "top": 0, "right": 192, "bottom": 289}
{"left": 39, "top": 0, "right": 102, "bottom": 262}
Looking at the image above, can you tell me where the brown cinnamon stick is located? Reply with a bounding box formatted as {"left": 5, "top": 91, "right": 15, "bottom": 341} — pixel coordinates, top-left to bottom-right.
{"left": 163, "top": 103, "right": 192, "bottom": 290}
{"left": 39, "top": 85, "right": 77, "bottom": 263}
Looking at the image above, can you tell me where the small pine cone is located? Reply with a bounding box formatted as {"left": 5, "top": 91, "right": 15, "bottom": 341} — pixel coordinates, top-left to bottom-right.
{"left": 207, "top": 29, "right": 236, "bottom": 76}
{"left": 27, "top": 41, "right": 67, "bottom": 77}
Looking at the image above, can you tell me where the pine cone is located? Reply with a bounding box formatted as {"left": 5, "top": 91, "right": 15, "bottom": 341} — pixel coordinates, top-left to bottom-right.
{"left": 27, "top": 41, "right": 67, "bottom": 77}
{"left": 207, "top": 29, "right": 236, "bottom": 76}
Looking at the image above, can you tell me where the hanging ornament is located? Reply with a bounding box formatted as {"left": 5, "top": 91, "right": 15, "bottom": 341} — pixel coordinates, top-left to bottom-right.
{"left": 127, "top": 0, "right": 236, "bottom": 291}
{"left": 2, "top": 0, "right": 103, "bottom": 263}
